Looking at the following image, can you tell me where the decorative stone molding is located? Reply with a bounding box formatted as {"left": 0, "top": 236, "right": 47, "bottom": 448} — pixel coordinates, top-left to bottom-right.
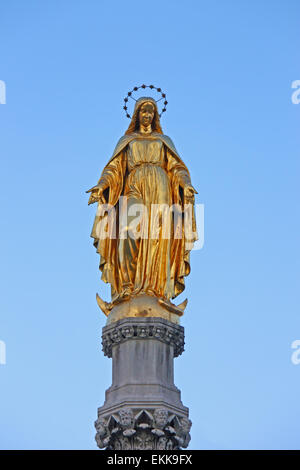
{"left": 95, "top": 407, "right": 192, "bottom": 450}
{"left": 102, "top": 317, "right": 184, "bottom": 358}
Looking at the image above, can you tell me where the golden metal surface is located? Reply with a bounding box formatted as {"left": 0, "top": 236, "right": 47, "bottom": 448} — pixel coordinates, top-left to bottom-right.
{"left": 104, "top": 294, "right": 182, "bottom": 326}
{"left": 87, "top": 97, "right": 197, "bottom": 324}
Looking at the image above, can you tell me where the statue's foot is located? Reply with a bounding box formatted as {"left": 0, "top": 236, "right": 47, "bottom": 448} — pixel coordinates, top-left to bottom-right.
{"left": 112, "top": 288, "right": 132, "bottom": 306}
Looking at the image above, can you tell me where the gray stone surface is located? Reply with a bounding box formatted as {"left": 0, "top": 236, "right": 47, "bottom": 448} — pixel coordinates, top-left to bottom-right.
{"left": 95, "top": 407, "right": 192, "bottom": 450}
{"left": 95, "top": 317, "right": 191, "bottom": 449}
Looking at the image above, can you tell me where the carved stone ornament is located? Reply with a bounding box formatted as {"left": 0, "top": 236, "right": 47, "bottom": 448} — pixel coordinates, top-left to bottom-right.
{"left": 101, "top": 317, "right": 185, "bottom": 358}
{"left": 95, "top": 407, "right": 192, "bottom": 450}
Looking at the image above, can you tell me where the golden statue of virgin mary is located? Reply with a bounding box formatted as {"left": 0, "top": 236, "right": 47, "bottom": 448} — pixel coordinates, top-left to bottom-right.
{"left": 87, "top": 95, "right": 197, "bottom": 324}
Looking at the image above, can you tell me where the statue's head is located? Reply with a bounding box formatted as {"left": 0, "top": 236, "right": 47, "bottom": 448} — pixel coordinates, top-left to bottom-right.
{"left": 119, "top": 408, "right": 134, "bottom": 428}
{"left": 95, "top": 417, "right": 106, "bottom": 434}
{"left": 125, "top": 97, "right": 163, "bottom": 135}
{"left": 154, "top": 408, "right": 168, "bottom": 428}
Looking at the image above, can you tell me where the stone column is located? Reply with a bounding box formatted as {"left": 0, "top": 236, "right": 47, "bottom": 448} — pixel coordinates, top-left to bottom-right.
{"left": 94, "top": 317, "right": 192, "bottom": 450}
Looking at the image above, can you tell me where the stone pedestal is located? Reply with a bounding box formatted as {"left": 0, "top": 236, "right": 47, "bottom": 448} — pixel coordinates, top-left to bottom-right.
{"left": 95, "top": 317, "right": 192, "bottom": 450}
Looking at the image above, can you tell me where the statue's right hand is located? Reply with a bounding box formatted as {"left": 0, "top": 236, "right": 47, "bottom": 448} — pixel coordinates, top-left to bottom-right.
{"left": 86, "top": 183, "right": 108, "bottom": 205}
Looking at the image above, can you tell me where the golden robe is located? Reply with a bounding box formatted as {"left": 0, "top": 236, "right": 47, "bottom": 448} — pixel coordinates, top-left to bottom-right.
{"left": 91, "top": 132, "right": 197, "bottom": 303}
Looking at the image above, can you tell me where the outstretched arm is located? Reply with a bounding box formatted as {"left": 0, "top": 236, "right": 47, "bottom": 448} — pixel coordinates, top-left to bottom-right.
{"left": 86, "top": 151, "right": 126, "bottom": 206}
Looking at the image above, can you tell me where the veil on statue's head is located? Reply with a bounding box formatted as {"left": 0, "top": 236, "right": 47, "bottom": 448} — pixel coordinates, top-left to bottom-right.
{"left": 125, "top": 96, "right": 163, "bottom": 135}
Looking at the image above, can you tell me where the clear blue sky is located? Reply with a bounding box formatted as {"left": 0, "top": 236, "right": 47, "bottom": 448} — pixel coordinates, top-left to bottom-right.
{"left": 0, "top": 0, "right": 299, "bottom": 450}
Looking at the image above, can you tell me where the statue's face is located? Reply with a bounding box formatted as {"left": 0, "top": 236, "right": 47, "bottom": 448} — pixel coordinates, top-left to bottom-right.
{"left": 119, "top": 408, "right": 133, "bottom": 427}
{"left": 154, "top": 409, "right": 168, "bottom": 428}
{"left": 95, "top": 417, "right": 106, "bottom": 433}
{"left": 139, "top": 102, "right": 155, "bottom": 128}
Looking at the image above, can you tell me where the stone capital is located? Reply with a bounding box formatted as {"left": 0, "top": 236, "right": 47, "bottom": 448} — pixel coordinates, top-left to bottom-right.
{"left": 101, "top": 317, "right": 185, "bottom": 358}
